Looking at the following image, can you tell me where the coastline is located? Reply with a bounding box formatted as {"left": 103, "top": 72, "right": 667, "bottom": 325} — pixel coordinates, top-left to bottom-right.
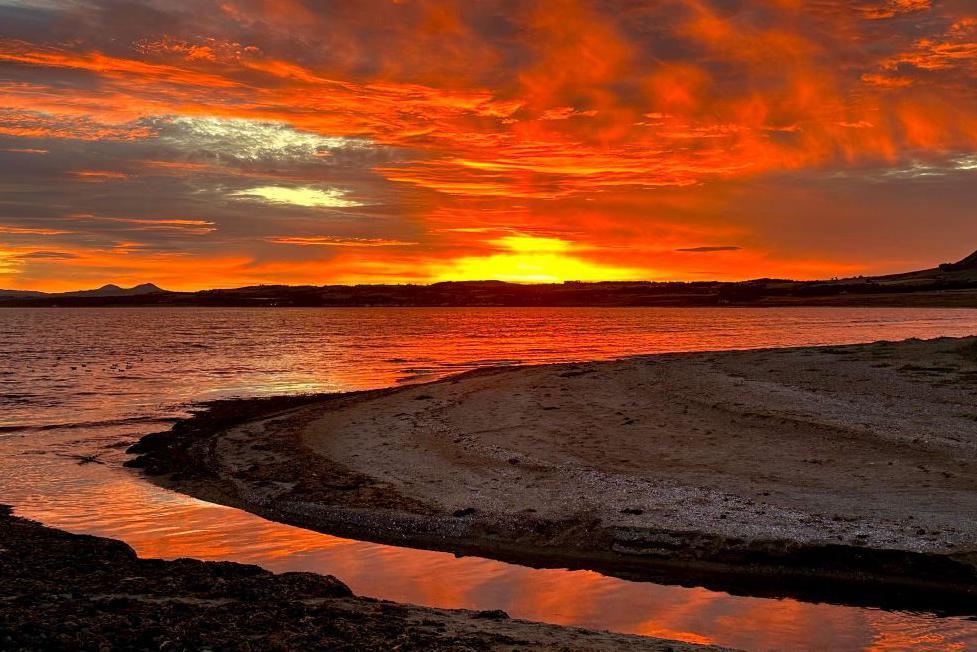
{"left": 127, "top": 336, "right": 977, "bottom": 613}
{"left": 5, "top": 293, "right": 977, "bottom": 308}
{"left": 0, "top": 505, "right": 724, "bottom": 651}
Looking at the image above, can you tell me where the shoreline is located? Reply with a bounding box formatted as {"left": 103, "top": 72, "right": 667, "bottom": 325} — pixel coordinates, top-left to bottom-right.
{"left": 6, "top": 301, "right": 977, "bottom": 309}
{"left": 127, "top": 336, "right": 977, "bottom": 614}
{"left": 0, "top": 505, "right": 724, "bottom": 651}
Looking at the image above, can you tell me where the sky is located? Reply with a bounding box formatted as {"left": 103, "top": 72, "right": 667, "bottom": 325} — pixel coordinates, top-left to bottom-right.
{"left": 1, "top": 0, "right": 977, "bottom": 291}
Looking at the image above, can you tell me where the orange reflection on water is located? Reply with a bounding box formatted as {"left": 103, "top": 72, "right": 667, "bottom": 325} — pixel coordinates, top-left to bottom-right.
{"left": 8, "top": 307, "right": 977, "bottom": 431}
{"left": 867, "top": 628, "right": 969, "bottom": 652}
{"left": 6, "top": 457, "right": 976, "bottom": 652}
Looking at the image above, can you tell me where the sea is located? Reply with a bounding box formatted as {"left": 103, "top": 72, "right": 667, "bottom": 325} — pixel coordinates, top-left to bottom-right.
{"left": 3, "top": 306, "right": 977, "bottom": 651}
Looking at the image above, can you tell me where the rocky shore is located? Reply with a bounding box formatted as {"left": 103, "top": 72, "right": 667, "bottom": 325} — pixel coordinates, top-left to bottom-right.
{"left": 127, "top": 336, "right": 977, "bottom": 614}
{"left": 0, "top": 505, "right": 726, "bottom": 651}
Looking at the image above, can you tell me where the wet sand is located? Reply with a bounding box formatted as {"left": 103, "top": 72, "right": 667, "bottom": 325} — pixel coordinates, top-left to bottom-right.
{"left": 129, "top": 336, "right": 977, "bottom": 610}
{"left": 0, "top": 505, "right": 724, "bottom": 651}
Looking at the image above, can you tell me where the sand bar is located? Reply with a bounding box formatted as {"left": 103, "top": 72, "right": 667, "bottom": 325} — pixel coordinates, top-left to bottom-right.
{"left": 129, "top": 336, "right": 977, "bottom": 611}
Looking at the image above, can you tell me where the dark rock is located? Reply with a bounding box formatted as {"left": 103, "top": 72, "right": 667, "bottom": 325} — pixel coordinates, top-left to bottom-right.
{"left": 473, "top": 609, "right": 510, "bottom": 620}
{"left": 0, "top": 511, "right": 578, "bottom": 651}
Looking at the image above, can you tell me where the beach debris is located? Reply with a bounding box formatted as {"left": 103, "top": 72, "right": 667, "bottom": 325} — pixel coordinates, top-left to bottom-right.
{"left": 56, "top": 453, "right": 105, "bottom": 465}
{"left": 473, "top": 609, "right": 510, "bottom": 620}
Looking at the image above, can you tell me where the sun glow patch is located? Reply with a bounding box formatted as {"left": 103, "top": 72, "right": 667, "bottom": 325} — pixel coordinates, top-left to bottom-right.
{"left": 489, "top": 235, "right": 572, "bottom": 253}
{"left": 160, "top": 117, "right": 365, "bottom": 163}
{"left": 231, "top": 186, "right": 363, "bottom": 208}
{"left": 0, "top": 250, "right": 17, "bottom": 274}
{"left": 432, "top": 234, "right": 643, "bottom": 283}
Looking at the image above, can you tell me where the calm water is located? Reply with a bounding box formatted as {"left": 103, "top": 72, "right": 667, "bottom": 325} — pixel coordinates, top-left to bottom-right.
{"left": 3, "top": 307, "right": 977, "bottom": 651}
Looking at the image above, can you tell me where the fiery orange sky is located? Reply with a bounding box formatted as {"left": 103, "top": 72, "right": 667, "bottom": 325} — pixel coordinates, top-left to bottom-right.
{"left": 2, "top": 0, "right": 977, "bottom": 291}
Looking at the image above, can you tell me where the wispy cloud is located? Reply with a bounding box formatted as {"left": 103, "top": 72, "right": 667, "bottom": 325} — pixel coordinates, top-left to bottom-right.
{"left": 14, "top": 250, "right": 79, "bottom": 260}
{"left": 676, "top": 246, "right": 743, "bottom": 253}
{"left": 157, "top": 117, "right": 367, "bottom": 163}
{"left": 70, "top": 170, "right": 129, "bottom": 182}
{"left": 267, "top": 236, "right": 416, "bottom": 247}
{"left": 0, "top": 225, "right": 71, "bottom": 235}
{"left": 66, "top": 215, "right": 216, "bottom": 234}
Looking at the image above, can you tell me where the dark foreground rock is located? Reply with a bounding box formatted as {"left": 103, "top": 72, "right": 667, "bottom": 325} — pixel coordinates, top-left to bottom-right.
{"left": 0, "top": 505, "right": 728, "bottom": 652}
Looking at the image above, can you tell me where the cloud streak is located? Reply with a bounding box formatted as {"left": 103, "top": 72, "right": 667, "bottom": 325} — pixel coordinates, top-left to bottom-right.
{"left": 676, "top": 246, "right": 742, "bottom": 253}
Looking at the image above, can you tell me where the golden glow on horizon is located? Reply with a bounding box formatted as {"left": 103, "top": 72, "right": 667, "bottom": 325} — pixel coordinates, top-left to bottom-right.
{"left": 434, "top": 235, "right": 644, "bottom": 283}
{"left": 490, "top": 235, "right": 572, "bottom": 254}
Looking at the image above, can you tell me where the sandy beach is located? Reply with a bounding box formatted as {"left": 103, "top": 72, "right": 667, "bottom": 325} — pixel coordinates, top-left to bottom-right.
{"left": 0, "top": 505, "right": 724, "bottom": 651}
{"left": 129, "top": 336, "right": 977, "bottom": 610}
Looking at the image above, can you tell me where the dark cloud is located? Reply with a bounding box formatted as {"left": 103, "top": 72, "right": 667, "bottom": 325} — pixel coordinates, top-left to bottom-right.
{"left": 676, "top": 246, "right": 742, "bottom": 253}
{"left": 15, "top": 250, "right": 79, "bottom": 260}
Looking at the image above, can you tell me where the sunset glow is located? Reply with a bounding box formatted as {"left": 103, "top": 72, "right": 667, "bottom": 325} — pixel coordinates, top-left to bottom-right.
{"left": 433, "top": 235, "right": 645, "bottom": 283}
{"left": 2, "top": 0, "right": 977, "bottom": 290}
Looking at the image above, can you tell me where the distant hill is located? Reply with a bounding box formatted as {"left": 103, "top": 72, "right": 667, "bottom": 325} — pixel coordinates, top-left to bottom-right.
{"left": 0, "top": 283, "right": 165, "bottom": 299}
{"left": 59, "top": 283, "right": 165, "bottom": 298}
{"left": 939, "top": 250, "right": 977, "bottom": 273}
{"left": 0, "top": 289, "right": 47, "bottom": 299}
{"left": 3, "top": 250, "right": 977, "bottom": 308}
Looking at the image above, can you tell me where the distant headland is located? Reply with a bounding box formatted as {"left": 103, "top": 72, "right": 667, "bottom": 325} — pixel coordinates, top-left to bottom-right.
{"left": 4, "top": 251, "right": 977, "bottom": 308}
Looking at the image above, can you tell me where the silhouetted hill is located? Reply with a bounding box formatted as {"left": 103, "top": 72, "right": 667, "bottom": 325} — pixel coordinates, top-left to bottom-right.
{"left": 3, "top": 251, "right": 977, "bottom": 308}
{"left": 939, "top": 250, "right": 977, "bottom": 273}
{"left": 59, "top": 283, "right": 165, "bottom": 297}
{"left": 0, "top": 283, "right": 167, "bottom": 299}
{"left": 0, "top": 283, "right": 166, "bottom": 299}
{"left": 0, "top": 289, "right": 46, "bottom": 299}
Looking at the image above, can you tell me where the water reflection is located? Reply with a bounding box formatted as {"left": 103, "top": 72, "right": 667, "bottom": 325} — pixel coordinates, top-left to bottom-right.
{"left": 3, "top": 307, "right": 977, "bottom": 651}
{"left": 6, "top": 306, "right": 977, "bottom": 431}
{"left": 7, "top": 449, "right": 975, "bottom": 652}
